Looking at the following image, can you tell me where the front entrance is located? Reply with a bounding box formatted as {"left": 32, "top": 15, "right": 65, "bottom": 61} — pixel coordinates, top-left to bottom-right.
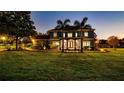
{"left": 60, "top": 39, "right": 82, "bottom": 52}
{"left": 68, "top": 39, "right": 74, "bottom": 50}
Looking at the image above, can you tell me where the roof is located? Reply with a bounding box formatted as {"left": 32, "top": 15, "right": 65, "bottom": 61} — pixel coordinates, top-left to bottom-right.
{"left": 47, "top": 26, "right": 95, "bottom": 33}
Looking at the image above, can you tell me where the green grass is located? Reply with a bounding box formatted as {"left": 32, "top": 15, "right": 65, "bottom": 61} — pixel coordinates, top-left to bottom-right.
{"left": 0, "top": 48, "right": 124, "bottom": 81}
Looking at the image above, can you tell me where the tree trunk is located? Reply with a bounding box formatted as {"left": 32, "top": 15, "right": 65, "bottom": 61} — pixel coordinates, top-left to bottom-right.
{"left": 81, "top": 38, "right": 83, "bottom": 52}
{"left": 15, "top": 36, "right": 18, "bottom": 50}
{"left": 113, "top": 45, "right": 116, "bottom": 50}
{"left": 62, "top": 39, "right": 64, "bottom": 52}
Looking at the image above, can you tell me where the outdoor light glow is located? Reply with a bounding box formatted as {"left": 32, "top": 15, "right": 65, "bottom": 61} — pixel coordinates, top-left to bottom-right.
{"left": 1, "top": 36, "right": 6, "bottom": 40}
{"left": 55, "top": 42, "right": 59, "bottom": 46}
{"left": 31, "top": 39, "right": 36, "bottom": 45}
{"left": 32, "top": 39, "right": 35, "bottom": 42}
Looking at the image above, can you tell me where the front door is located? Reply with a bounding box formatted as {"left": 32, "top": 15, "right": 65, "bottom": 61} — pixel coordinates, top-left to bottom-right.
{"left": 68, "top": 39, "right": 74, "bottom": 49}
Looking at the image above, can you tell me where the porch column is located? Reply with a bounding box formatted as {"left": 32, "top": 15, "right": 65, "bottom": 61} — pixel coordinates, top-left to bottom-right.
{"left": 74, "top": 39, "right": 76, "bottom": 51}
{"left": 59, "top": 39, "right": 61, "bottom": 50}
{"left": 61, "top": 39, "right": 64, "bottom": 52}
{"left": 67, "top": 39, "right": 68, "bottom": 50}
{"left": 81, "top": 38, "right": 83, "bottom": 52}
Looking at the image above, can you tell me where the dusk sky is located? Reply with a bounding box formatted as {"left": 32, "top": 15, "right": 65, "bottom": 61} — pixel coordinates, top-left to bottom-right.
{"left": 31, "top": 11, "right": 124, "bottom": 39}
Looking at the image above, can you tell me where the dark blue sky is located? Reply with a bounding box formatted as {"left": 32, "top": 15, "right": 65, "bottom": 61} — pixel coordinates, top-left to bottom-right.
{"left": 31, "top": 11, "right": 124, "bottom": 39}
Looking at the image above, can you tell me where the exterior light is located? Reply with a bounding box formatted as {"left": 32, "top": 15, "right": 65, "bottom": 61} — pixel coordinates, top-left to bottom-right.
{"left": 1, "top": 36, "right": 6, "bottom": 45}
{"left": 32, "top": 39, "right": 35, "bottom": 42}
{"left": 55, "top": 42, "right": 59, "bottom": 46}
{"left": 31, "top": 39, "right": 36, "bottom": 45}
{"left": 1, "top": 36, "right": 6, "bottom": 40}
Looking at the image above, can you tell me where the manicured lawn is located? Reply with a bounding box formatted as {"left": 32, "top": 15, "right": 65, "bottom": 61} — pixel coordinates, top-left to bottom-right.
{"left": 0, "top": 49, "right": 124, "bottom": 81}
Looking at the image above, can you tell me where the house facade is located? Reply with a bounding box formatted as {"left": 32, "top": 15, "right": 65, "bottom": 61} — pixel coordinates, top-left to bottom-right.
{"left": 47, "top": 26, "right": 96, "bottom": 52}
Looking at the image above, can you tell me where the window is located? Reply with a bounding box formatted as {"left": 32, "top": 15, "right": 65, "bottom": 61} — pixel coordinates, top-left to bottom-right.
{"left": 75, "top": 32, "right": 78, "bottom": 37}
{"left": 77, "top": 32, "right": 81, "bottom": 37}
{"left": 63, "top": 33, "right": 65, "bottom": 38}
{"left": 54, "top": 41, "right": 59, "bottom": 46}
{"left": 54, "top": 32, "right": 57, "bottom": 37}
{"left": 69, "top": 41, "right": 73, "bottom": 48}
{"left": 57, "top": 32, "right": 62, "bottom": 37}
{"left": 83, "top": 41, "right": 91, "bottom": 47}
{"left": 68, "top": 33, "right": 72, "bottom": 37}
{"left": 84, "top": 32, "right": 88, "bottom": 37}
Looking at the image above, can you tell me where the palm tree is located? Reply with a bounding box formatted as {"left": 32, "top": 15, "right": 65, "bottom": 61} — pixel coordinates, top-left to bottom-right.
{"left": 55, "top": 19, "right": 71, "bottom": 29}
{"left": 74, "top": 17, "right": 90, "bottom": 28}
{"left": 55, "top": 19, "right": 71, "bottom": 52}
{"left": 74, "top": 17, "right": 91, "bottom": 52}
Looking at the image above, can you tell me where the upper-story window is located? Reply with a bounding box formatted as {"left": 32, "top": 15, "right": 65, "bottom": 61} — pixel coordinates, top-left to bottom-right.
{"left": 63, "top": 33, "right": 65, "bottom": 38}
{"left": 77, "top": 32, "right": 81, "bottom": 37}
{"left": 84, "top": 32, "right": 88, "bottom": 37}
{"left": 54, "top": 32, "right": 57, "bottom": 37}
{"left": 68, "top": 33, "right": 72, "bottom": 37}
{"left": 57, "top": 32, "right": 62, "bottom": 37}
{"left": 75, "top": 32, "right": 78, "bottom": 37}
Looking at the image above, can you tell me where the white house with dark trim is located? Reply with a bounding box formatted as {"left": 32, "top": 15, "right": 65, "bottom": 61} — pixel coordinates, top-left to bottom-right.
{"left": 47, "top": 26, "right": 96, "bottom": 52}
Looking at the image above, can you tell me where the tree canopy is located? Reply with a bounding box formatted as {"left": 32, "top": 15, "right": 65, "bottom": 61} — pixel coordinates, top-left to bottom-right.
{"left": 0, "top": 11, "right": 37, "bottom": 36}
{"left": 0, "top": 11, "right": 37, "bottom": 50}
{"left": 107, "top": 36, "right": 119, "bottom": 48}
{"left": 74, "top": 17, "right": 92, "bottom": 29}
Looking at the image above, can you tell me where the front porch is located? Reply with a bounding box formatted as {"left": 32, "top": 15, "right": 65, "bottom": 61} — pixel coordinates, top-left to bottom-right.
{"left": 59, "top": 38, "right": 93, "bottom": 52}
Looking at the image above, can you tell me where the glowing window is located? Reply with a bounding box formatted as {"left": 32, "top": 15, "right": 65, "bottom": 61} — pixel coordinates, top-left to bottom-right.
{"left": 84, "top": 32, "right": 88, "bottom": 37}
{"left": 68, "top": 33, "right": 72, "bottom": 37}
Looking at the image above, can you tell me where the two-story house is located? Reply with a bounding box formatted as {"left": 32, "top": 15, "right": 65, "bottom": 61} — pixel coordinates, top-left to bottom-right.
{"left": 47, "top": 26, "right": 96, "bottom": 52}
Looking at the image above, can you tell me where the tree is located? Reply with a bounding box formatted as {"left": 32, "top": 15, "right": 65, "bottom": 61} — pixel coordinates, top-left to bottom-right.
{"left": 74, "top": 17, "right": 91, "bottom": 29}
{"left": 95, "top": 38, "right": 100, "bottom": 49}
{"left": 74, "top": 17, "right": 91, "bottom": 52}
{"left": 107, "top": 36, "right": 119, "bottom": 49}
{"left": 55, "top": 19, "right": 71, "bottom": 29}
{"left": 0, "top": 11, "right": 37, "bottom": 50}
{"left": 0, "top": 12, "right": 10, "bottom": 34}
{"left": 55, "top": 19, "right": 71, "bottom": 52}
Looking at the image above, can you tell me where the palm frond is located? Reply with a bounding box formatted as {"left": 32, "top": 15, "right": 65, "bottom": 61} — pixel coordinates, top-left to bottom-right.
{"left": 57, "top": 20, "right": 63, "bottom": 25}
{"left": 81, "top": 17, "right": 88, "bottom": 26}
{"left": 64, "top": 19, "right": 71, "bottom": 26}
{"left": 74, "top": 20, "right": 80, "bottom": 26}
